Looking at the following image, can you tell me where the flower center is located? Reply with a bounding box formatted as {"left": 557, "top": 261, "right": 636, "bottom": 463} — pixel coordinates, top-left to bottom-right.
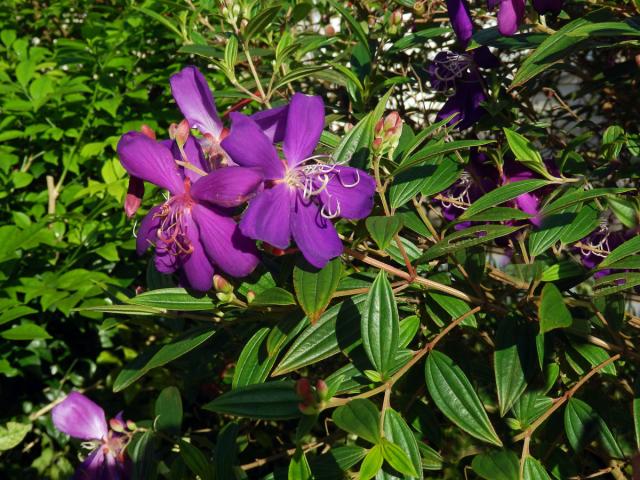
{"left": 153, "top": 178, "right": 195, "bottom": 256}
{"left": 581, "top": 225, "right": 611, "bottom": 258}
{"left": 431, "top": 52, "right": 475, "bottom": 93}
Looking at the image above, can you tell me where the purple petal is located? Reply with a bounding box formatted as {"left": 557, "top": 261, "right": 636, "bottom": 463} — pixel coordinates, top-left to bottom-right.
{"left": 52, "top": 392, "right": 108, "bottom": 441}
{"left": 191, "top": 166, "right": 263, "bottom": 207}
{"left": 192, "top": 204, "right": 260, "bottom": 277}
{"left": 117, "top": 132, "right": 184, "bottom": 194}
{"left": 239, "top": 183, "right": 293, "bottom": 249}
{"left": 515, "top": 192, "right": 540, "bottom": 217}
{"left": 180, "top": 213, "right": 215, "bottom": 291}
{"left": 319, "top": 166, "right": 376, "bottom": 220}
{"left": 472, "top": 46, "right": 500, "bottom": 69}
{"left": 446, "top": 0, "right": 474, "bottom": 47}
{"left": 136, "top": 205, "right": 162, "bottom": 255}
{"left": 497, "top": 0, "right": 525, "bottom": 36}
{"left": 437, "top": 79, "right": 487, "bottom": 130}
{"left": 487, "top": 0, "right": 500, "bottom": 9}
{"left": 73, "top": 448, "right": 105, "bottom": 480}
{"left": 250, "top": 105, "right": 289, "bottom": 143}
{"left": 169, "top": 136, "right": 210, "bottom": 182}
{"left": 155, "top": 240, "right": 179, "bottom": 274}
{"left": 283, "top": 93, "right": 325, "bottom": 167}
{"left": 170, "top": 66, "right": 222, "bottom": 138}
{"left": 221, "top": 113, "right": 285, "bottom": 180}
{"left": 290, "top": 194, "right": 343, "bottom": 268}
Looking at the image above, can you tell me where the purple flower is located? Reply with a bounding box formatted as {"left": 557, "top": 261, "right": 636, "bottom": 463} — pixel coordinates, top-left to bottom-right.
{"left": 117, "top": 132, "right": 262, "bottom": 291}
{"left": 429, "top": 48, "right": 499, "bottom": 130}
{"left": 488, "top": 0, "right": 526, "bottom": 36}
{"left": 52, "top": 392, "right": 132, "bottom": 480}
{"left": 221, "top": 93, "right": 376, "bottom": 268}
{"left": 532, "top": 0, "right": 563, "bottom": 15}
{"left": 446, "top": 0, "right": 474, "bottom": 47}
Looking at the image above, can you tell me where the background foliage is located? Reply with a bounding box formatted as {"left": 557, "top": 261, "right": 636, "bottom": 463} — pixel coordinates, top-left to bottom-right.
{"left": 1, "top": 0, "right": 640, "bottom": 478}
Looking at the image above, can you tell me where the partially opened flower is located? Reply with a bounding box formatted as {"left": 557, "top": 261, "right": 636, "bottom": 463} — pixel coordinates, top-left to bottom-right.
{"left": 488, "top": 0, "right": 527, "bottom": 36}
{"left": 446, "top": 0, "right": 474, "bottom": 47}
{"left": 52, "top": 392, "right": 132, "bottom": 480}
{"left": 117, "top": 131, "right": 261, "bottom": 291}
{"left": 221, "top": 93, "right": 376, "bottom": 268}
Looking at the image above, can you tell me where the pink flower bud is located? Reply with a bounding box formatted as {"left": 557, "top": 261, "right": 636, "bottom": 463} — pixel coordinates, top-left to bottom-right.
{"left": 213, "top": 274, "right": 233, "bottom": 294}
{"left": 383, "top": 112, "right": 402, "bottom": 134}
{"left": 296, "top": 378, "right": 312, "bottom": 399}
{"left": 374, "top": 118, "right": 385, "bottom": 135}
{"left": 140, "top": 124, "right": 156, "bottom": 140}
{"left": 109, "top": 418, "right": 125, "bottom": 433}
{"left": 372, "top": 137, "right": 383, "bottom": 151}
{"left": 246, "top": 290, "right": 256, "bottom": 304}
{"left": 391, "top": 9, "right": 402, "bottom": 26}
{"left": 316, "top": 379, "right": 329, "bottom": 401}
{"left": 124, "top": 176, "right": 144, "bottom": 218}
{"left": 175, "top": 119, "right": 190, "bottom": 149}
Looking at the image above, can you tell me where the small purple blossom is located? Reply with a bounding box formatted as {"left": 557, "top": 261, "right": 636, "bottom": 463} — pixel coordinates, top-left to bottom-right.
{"left": 117, "top": 131, "right": 261, "bottom": 291}
{"left": 52, "top": 392, "right": 132, "bottom": 480}
{"left": 488, "top": 0, "right": 527, "bottom": 36}
{"left": 221, "top": 93, "right": 376, "bottom": 268}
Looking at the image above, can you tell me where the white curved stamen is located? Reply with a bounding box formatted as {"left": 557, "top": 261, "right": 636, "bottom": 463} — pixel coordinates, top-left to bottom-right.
{"left": 321, "top": 196, "right": 341, "bottom": 219}
{"left": 340, "top": 168, "right": 360, "bottom": 188}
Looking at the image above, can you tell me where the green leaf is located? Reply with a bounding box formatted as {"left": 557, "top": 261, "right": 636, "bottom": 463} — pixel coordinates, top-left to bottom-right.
{"left": 418, "top": 225, "right": 522, "bottom": 263}
{"left": 564, "top": 397, "right": 624, "bottom": 458}
{"left": 134, "top": 6, "right": 182, "bottom": 37}
{"left": 360, "top": 445, "right": 384, "bottom": 480}
{"left": 593, "top": 272, "right": 640, "bottom": 296}
{"left": 540, "top": 188, "right": 632, "bottom": 216}
{"left": 529, "top": 210, "right": 577, "bottom": 257}
{"left": 203, "top": 381, "right": 301, "bottom": 419}
{"left": 381, "top": 438, "right": 418, "bottom": 477}
{"left": 420, "top": 156, "right": 462, "bottom": 197}
{"left": 0, "top": 421, "right": 31, "bottom": 451}
{"left": 523, "top": 457, "right": 552, "bottom": 480}
{"left": 460, "top": 180, "right": 549, "bottom": 219}
{"left": 389, "top": 158, "right": 461, "bottom": 209}
{"left": 599, "top": 235, "right": 640, "bottom": 268}
{"left": 130, "top": 431, "right": 158, "bottom": 480}
{"left": 538, "top": 283, "right": 572, "bottom": 334}
{"left": 381, "top": 409, "right": 423, "bottom": 479}
{"left": 418, "top": 442, "right": 443, "bottom": 471}
{"left": 462, "top": 207, "right": 533, "bottom": 223}
{"left": 327, "top": 0, "right": 369, "bottom": 53}
{"left": 366, "top": 216, "right": 404, "bottom": 250}
{"left": 540, "top": 261, "right": 584, "bottom": 282}
{"left": 494, "top": 319, "right": 535, "bottom": 416}
{"left": 503, "top": 128, "right": 554, "bottom": 180}
{"left": 512, "top": 392, "right": 554, "bottom": 428}
{"left": 388, "top": 27, "right": 450, "bottom": 52}
{"left": 244, "top": 6, "right": 282, "bottom": 40}
{"left": 179, "top": 441, "right": 215, "bottom": 480}
{"left": 275, "top": 65, "right": 330, "bottom": 90}
{"left": 274, "top": 295, "right": 367, "bottom": 375}
{"left": 289, "top": 448, "right": 313, "bottom": 480}
{"left": 113, "top": 327, "right": 216, "bottom": 392}
{"left": 425, "top": 351, "right": 502, "bottom": 446}
{"left": 471, "top": 450, "right": 519, "bottom": 480}
{"left": 569, "top": 341, "right": 616, "bottom": 376}
{"left": 309, "top": 446, "right": 366, "bottom": 479}
{"left": 511, "top": 11, "right": 640, "bottom": 88}
{"left": 250, "top": 287, "right": 296, "bottom": 307}
{"left": 293, "top": 257, "right": 343, "bottom": 323}
{"left": 215, "top": 422, "right": 240, "bottom": 480}
{"left": 224, "top": 35, "right": 238, "bottom": 72}
{"left": 154, "top": 386, "right": 182, "bottom": 436}
{"left": 233, "top": 327, "right": 278, "bottom": 388}
{"left": 395, "top": 139, "right": 494, "bottom": 175}
{"left": 634, "top": 396, "right": 640, "bottom": 450}
{"left": 558, "top": 203, "right": 600, "bottom": 244}
{"left": 398, "top": 315, "right": 420, "bottom": 348}
{"left": 129, "top": 288, "right": 215, "bottom": 311}
{"left": 1, "top": 323, "right": 51, "bottom": 341}
{"left": 361, "top": 271, "right": 399, "bottom": 376}
{"left": 332, "top": 399, "right": 380, "bottom": 444}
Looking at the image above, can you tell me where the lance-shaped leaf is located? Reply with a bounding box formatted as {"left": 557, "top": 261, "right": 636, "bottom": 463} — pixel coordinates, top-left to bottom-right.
{"left": 504, "top": 128, "right": 556, "bottom": 180}
{"left": 332, "top": 399, "right": 380, "bottom": 444}
{"left": 471, "top": 450, "right": 519, "bottom": 480}
{"left": 523, "top": 456, "right": 552, "bottom": 480}
{"left": 564, "top": 397, "right": 624, "bottom": 458}
{"left": 361, "top": 271, "right": 399, "bottom": 377}
{"left": 380, "top": 409, "right": 423, "bottom": 479}
{"left": 154, "top": 386, "right": 182, "bottom": 436}
{"left": 293, "top": 257, "right": 343, "bottom": 323}
{"left": 360, "top": 445, "right": 384, "bottom": 480}
{"left": 425, "top": 351, "right": 502, "bottom": 446}
{"left": 203, "top": 381, "right": 301, "bottom": 420}
{"left": 215, "top": 423, "right": 239, "bottom": 480}
{"left": 381, "top": 438, "right": 418, "bottom": 478}
{"left": 460, "top": 180, "right": 549, "bottom": 219}
{"left": 599, "top": 235, "right": 640, "bottom": 268}
{"left": 288, "top": 448, "right": 312, "bottom": 480}
{"left": 538, "top": 283, "right": 572, "bottom": 334}
{"left": 128, "top": 288, "right": 216, "bottom": 311}
{"left": 233, "top": 327, "right": 278, "bottom": 388}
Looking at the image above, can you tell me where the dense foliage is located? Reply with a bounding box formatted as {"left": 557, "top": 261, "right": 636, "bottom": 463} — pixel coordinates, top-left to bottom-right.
{"left": 2, "top": 0, "right": 640, "bottom": 478}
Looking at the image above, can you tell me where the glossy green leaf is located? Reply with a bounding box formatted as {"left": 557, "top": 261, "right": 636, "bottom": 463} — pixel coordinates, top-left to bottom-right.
{"left": 425, "top": 351, "right": 502, "bottom": 446}
{"left": 244, "top": 6, "right": 282, "bottom": 40}
{"left": 273, "top": 295, "right": 367, "bottom": 375}
{"left": 0, "top": 422, "right": 31, "bottom": 451}
{"left": 154, "top": 386, "right": 182, "bottom": 436}
{"left": 289, "top": 449, "right": 312, "bottom": 480}
{"left": 215, "top": 422, "right": 239, "bottom": 480}
{"left": 203, "top": 381, "right": 301, "bottom": 420}
{"left": 471, "top": 450, "right": 519, "bottom": 480}
{"left": 503, "top": 128, "right": 554, "bottom": 180}
{"left": 360, "top": 445, "right": 384, "bottom": 480}
{"left": 113, "top": 327, "right": 216, "bottom": 392}
{"left": 463, "top": 207, "right": 533, "bottom": 222}
{"left": 538, "top": 283, "right": 572, "bottom": 334}
{"left": 593, "top": 272, "right": 640, "bottom": 297}
{"left": 388, "top": 27, "right": 450, "bottom": 52}
{"left": 1, "top": 323, "right": 51, "bottom": 341}
{"left": 529, "top": 209, "right": 577, "bottom": 257}
{"left": 540, "top": 188, "right": 632, "bottom": 217}
{"left": 564, "top": 397, "right": 624, "bottom": 458}
{"left": 380, "top": 409, "right": 423, "bottom": 479}
{"left": 569, "top": 341, "right": 616, "bottom": 376}
{"left": 558, "top": 203, "right": 600, "bottom": 244}
{"left": 380, "top": 438, "right": 418, "bottom": 477}
{"left": 494, "top": 320, "right": 535, "bottom": 416}
{"left": 361, "top": 271, "right": 399, "bottom": 376}
{"left": 130, "top": 430, "right": 158, "bottom": 480}
{"left": 512, "top": 392, "right": 554, "bottom": 428}
{"left": 128, "top": 288, "right": 215, "bottom": 311}
{"left": 395, "top": 139, "right": 494, "bottom": 175}
{"left": 250, "top": 287, "right": 296, "bottom": 307}
{"left": 309, "top": 446, "right": 366, "bottom": 479}
{"left": 599, "top": 235, "right": 640, "bottom": 268}
{"left": 332, "top": 399, "right": 380, "bottom": 444}
{"left": 418, "top": 442, "right": 443, "bottom": 471}
{"left": 233, "top": 327, "right": 277, "bottom": 388}
{"left": 540, "top": 261, "right": 584, "bottom": 282}
{"left": 293, "top": 257, "right": 343, "bottom": 323}
{"left": 634, "top": 396, "right": 640, "bottom": 450}
{"left": 179, "top": 441, "right": 214, "bottom": 480}
{"left": 523, "top": 457, "right": 552, "bottom": 480}
{"left": 460, "top": 180, "right": 549, "bottom": 219}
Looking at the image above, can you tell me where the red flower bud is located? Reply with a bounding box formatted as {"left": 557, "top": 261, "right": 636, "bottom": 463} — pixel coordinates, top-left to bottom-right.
{"left": 296, "top": 378, "right": 312, "bottom": 399}
{"left": 140, "top": 124, "right": 156, "bottom": 140}
{"left": 124, "top": 176, "right": 144, "bottom": 218}
{"left": 213, "top": 274, "right": 233, "bottom": 294}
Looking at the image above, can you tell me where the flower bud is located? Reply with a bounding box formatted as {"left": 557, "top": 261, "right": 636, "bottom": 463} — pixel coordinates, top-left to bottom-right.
{"left": 175, "top": 119, "right": 190, "bottom": 149}
{"left": 109, "top": 418, "right": 126, "bottom": 433}
{"left": 246, "top": 290, "right": 256, "bottom": 304}
{"left": 296, "top": 378, "right": 312, "bottom": 399}
{"left": 216, "top": 292, "right": 235, "bottom": 303}
{"left": 213, "top": 274, "right": 233, "bottom": 294}
{"left": 316, "top": 379, "right": 329, "bottom": 401}
{"left": 391, "top": 9, "right": 402, "bottom": 26}
{"left": 125, "top": 420, "right": 137, "bottom": 431}
{"left": 414, "top": 0, "right": 425, "bottom": 15}
{"left": 140, "top": 124, "right": 156, "bottom": 140}
{"left": 373, "top": 112, "right": 403, "bottom": 154}
{"left": 124, "top": 176, "right": 144, "bottom": 218}
{"left": 325, "top": 25, "right": 335, "bottom": 36}
{"left": 384, "top": 111, "right": 402, "bottom": 134}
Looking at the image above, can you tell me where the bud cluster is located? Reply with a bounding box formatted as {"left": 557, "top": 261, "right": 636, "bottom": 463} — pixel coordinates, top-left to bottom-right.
{"left": 296, "top": 378, "right": 330, "bottom": 415}
{"left": 373, "top": 111, "right": 403, "bottom": 155}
